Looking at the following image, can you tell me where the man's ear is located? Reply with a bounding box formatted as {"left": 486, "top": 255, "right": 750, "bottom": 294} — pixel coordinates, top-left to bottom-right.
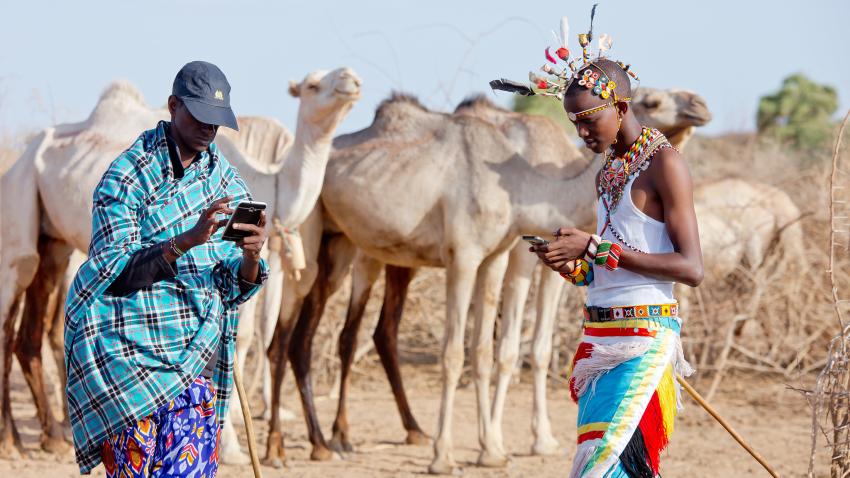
{"left": 167, "top": 95, "right": 179, "bottom": 115}
{"left": 616, "top": 100, "right": 630, "bottom": 116}
{"left": 288, "top": 81, "right": 300, "bottom": 98}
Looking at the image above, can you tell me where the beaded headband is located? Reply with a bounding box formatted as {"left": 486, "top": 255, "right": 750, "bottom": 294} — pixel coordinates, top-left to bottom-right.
{"left": 489, "top": 4, "right": 639, "bottom": 114}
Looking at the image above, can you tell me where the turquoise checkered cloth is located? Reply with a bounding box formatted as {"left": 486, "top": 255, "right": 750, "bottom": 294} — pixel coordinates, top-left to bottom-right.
{"left": 64, "top": 121, "right": 268, "bottom": 473}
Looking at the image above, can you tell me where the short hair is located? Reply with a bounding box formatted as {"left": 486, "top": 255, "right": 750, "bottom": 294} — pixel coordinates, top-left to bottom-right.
{"left": 564, "top": 58, "right": 632, "bottom": 101}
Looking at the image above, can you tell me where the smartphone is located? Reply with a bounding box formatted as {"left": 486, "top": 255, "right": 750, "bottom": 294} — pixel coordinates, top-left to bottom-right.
{"left": 522, "top": 235, "right": 549, "bottom": 246}
{"left": 222, "top": 201, "right": 267, "bottom": 241}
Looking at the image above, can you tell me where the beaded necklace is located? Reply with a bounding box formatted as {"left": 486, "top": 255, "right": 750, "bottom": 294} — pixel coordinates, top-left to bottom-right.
{"left": 598, "top": 127, "right": 672, "bottom": 253}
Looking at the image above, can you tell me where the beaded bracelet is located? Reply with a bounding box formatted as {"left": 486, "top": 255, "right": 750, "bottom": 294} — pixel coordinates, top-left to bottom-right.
{"left": 169, "top": 237, "right": 186, "bottom": 257}
{"left": 594, "top": 241, "right": 612, "bottom": 266}
{"left": 585, "top": 234, "right": 601, "bottom": 262}
{"left": 604, "top": 242, "right": 622, "bottom": 271}
{"left": 559, "top": 259, "right": 594, "bottom": 286}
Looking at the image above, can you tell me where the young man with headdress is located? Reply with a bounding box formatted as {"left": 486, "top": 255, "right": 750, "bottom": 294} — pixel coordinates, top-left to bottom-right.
{"left": 64, "top": 61, "right": 269, "bottom": 477}
{"left": 493, "top": 10, "right": 703, "bottom": 478}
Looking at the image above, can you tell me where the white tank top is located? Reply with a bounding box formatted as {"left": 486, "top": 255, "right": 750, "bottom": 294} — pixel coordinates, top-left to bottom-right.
{"left": 586, "top": 174, "right": 676, "bottom": 307}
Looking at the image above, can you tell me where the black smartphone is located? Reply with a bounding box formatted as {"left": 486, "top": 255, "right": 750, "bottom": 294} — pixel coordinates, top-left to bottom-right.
{"left": 522, "top": 235, "right": 549, "bottom": 246}
{"left": 222, "top": 201, "right": 267, "bottom": 241}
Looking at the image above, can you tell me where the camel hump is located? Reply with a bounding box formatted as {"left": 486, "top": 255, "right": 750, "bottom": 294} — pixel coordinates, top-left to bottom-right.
{"left": 53, "top": 80, "right": 167, "bottom": 142}
{"left": 98, "top": 80, "right": 147, "bottom": 106}
{"left": 217, "top": 116, "right": 293, "bottom": 167}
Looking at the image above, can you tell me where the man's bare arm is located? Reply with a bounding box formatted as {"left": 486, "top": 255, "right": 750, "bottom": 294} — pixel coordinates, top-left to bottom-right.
{"left": 617, "top": 149, "right": 704, "bottom": 286}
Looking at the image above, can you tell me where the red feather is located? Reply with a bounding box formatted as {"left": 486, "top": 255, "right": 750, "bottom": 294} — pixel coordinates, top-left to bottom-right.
{"left": 545, "top": 47, "right": 557, "bottom": 64}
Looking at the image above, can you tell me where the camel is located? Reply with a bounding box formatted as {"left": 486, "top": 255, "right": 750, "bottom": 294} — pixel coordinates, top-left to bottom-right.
{"left": 259, "top": 92, "right": 603, "bottom": 473}
{"left": 0, "top": 67, "right": 361, "bottom": 459}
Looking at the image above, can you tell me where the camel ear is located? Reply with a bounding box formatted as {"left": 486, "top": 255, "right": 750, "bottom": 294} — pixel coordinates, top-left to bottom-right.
{"left": 288, "top": 80, "right": 300, "bottom": 98}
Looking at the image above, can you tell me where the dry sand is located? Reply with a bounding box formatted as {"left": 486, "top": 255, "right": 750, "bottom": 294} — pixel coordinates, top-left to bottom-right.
{"left": 1, "top": 359, "right": 825, "bottom": 477}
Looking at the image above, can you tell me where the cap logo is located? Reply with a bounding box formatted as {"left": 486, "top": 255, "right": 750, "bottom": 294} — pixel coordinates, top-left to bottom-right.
{"left": 214, "top": 90, "right": 224, "bottom": 101}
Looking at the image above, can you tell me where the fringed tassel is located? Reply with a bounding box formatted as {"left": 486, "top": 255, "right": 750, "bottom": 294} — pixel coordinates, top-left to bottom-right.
{"left": 672, "top": 336, "right": 695, "bottom": 412}
{"left": 570, "top": 341, "right": 652, "bottom": 399}
{"left": 619, "top": 429, "right": 655, "bottom": 478}
{"left": 627, "top": 366, "right": 678, "bottom": 477}
{"left": 568, "top": 442, "right": 596, "bottom": 478}
{"left": 656, "top": 366, "right": 678, "bottom": 436}
{"left": 637, "top": 393, "right": 667, "bottom": 475}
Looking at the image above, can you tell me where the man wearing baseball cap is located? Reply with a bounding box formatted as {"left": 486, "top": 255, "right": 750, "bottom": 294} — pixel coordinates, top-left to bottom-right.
{"left": 64, "top": 61, "right": 268, "bottom": 477}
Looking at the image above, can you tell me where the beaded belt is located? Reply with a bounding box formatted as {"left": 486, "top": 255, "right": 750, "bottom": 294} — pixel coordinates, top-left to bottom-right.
{"left": 583, "top": 303, "right": 679, "bottom": 323}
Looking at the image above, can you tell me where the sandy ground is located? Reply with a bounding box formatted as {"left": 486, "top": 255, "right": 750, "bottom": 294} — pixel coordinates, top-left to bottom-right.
{"left": 0, "top": 358, "right": 827, "bottom": 477}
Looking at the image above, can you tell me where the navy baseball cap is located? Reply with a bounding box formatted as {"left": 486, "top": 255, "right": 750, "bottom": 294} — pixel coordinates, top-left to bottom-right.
{"left": 172, "top": 61, "right": 239, "bottom": 130}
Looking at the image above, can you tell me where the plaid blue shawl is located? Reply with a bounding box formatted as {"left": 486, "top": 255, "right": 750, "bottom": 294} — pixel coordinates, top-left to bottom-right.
{"left": 64, "top": 121, "right": 268, "bottom": 473}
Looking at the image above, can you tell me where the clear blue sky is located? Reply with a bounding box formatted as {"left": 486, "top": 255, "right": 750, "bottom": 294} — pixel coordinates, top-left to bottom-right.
{"left": 1, "top": 0, "right": 847, "bottom": 140}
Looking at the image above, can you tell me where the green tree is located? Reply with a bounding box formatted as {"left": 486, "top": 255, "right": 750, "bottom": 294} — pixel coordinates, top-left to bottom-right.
{"left": 757, "top": 74, "right": 838, "bottom": 150}
{"left": 513, "top": 94, "right": 576, "bottom": 135}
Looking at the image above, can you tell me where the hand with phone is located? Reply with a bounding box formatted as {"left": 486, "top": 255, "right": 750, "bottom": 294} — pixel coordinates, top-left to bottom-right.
{"left": 176, "top": 196, "right": 235, "bottom": 251}
{"left": 527, "top": 227, "right": 592, "bottom": 275}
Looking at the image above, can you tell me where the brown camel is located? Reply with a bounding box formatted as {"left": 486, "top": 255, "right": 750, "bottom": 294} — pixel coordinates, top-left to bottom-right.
{"left": 262, "top": 92, "right": 601, "bottom": 473}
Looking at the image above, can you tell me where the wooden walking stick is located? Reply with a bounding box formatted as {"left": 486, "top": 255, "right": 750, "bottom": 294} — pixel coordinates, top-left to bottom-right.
{"left": 676, "top": 374, "right": 780, "bottom": 477}
{"left": 233, "top": 355, "right": 263, "bottom": 478}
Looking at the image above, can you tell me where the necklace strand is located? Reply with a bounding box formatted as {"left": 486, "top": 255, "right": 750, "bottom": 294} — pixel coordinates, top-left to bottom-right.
{"left": 597, "top": 128, "right": 672, "bottom": 253}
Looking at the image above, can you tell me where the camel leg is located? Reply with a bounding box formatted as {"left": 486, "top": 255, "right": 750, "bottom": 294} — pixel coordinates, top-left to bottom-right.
{"left": 264, "top": 208, "right": 331, "bottom": 468}
{"left": 14, "top": 236, "right": 73, "bottom": 454}
{"left": 262, "top": 308, "right": 296, "bottom": 468}
{"left": 259, "top": 244, "right": 284, "bottom": 420}
{"left": 491, "top": 245, "right": 536, "bottom": 455}
{"left": 470, "top": 251, "right": 510, "bottom": 467}
{"left": 220, "top": 251, "right": 270, "bottom": 466}
{"left": 48, "top": 284, "right": 69, "bottom": 426}
{"left": 328, "top": 252, "right": 382, "bottom": 453}
{"left": 46, "top": 251, "right": 83, "bottom": 427}
{"left": 288, "top": 233, "right": 356, "bottom": 461}
{"left": 372, "top": 265, "right": 429, "bottom": 446}
{"left": 1, "top": 296, "right": 24, "bottom": 459}
{"left": 529, "top": 267, "right": 564, "bottom": 456}
{"left": 428, "top": 251, "right": 483, "bottom": 475}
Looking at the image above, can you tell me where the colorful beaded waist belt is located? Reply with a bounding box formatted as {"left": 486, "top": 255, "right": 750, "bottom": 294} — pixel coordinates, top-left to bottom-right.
{"left": 583, "top": 303, "right": 678, "bottom": 323}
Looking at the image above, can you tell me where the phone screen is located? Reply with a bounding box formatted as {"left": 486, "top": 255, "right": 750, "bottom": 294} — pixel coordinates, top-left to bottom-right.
{"left": 222, "top": 201, "right": 266, "bottom": 241}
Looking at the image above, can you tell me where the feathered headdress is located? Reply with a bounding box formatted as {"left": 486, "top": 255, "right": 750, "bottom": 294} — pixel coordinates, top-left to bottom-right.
{"left": 489, "top": 4, "right": 639, "bottom": 115}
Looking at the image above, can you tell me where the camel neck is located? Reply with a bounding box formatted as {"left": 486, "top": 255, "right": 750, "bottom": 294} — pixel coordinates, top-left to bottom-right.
{"left": 512, "top": 155, "right": 600, "bottom": 234}
{"left": 275, "top": 119, "right": 334, "bottom": 229}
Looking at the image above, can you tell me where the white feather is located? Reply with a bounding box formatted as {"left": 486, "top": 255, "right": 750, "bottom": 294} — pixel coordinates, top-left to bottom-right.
{"left": 551, "top": 30, "right": 561, "bottom": 46}
{"left": 559, "top": 16, "right": 570, "bottom": 48}
{"left": 598, "top": 33, "right": 613, "bottom": 54}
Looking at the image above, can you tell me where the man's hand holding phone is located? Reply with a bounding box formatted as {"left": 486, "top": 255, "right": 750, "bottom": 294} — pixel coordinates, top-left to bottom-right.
{"left": 176, "top": 196, "right": 234, "bottom": 251}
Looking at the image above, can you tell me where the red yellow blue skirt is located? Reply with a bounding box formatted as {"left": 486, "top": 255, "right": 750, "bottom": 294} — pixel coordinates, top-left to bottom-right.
{"left": 568, "top": 312, "right": 693, "bottom": 478}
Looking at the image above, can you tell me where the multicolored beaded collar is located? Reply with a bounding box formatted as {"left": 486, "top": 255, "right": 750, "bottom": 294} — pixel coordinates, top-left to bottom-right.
{"left": 598, "top": 127, "right": 674, "bottom": 252}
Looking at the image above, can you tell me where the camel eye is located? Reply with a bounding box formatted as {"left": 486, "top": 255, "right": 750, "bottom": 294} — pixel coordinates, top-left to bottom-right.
{"left": 643, "top": 98, "right": 660, "bottom": 109}
{"left": 307, "top": 83, "right": 320, "bottom": 91}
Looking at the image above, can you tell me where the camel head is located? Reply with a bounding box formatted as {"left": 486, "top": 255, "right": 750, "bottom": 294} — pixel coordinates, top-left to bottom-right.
{"left": 288, "top": 67, "right": 362, "bottom": 135}
{"left": 632, "top": 87, "right": 712, "bottom": 150}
